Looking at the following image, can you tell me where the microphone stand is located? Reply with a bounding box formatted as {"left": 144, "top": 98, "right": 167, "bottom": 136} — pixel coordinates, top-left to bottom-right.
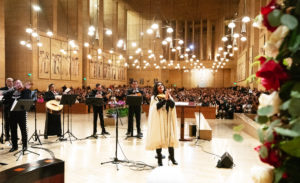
{"left": 101, "top": 96, "right": 128, "bottom": 170}
{"left": 28, "top": 91, "right": 42, "bottom": 145}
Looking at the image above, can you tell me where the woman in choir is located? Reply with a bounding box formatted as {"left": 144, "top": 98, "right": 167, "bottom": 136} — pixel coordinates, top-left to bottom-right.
{"left": 146, "top": 82, "right": 179, "bottom": 166}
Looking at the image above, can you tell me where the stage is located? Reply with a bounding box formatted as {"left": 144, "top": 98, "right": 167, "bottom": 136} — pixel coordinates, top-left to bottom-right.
{"left": 0, "top": 112, "right": 269, "bottom": 183}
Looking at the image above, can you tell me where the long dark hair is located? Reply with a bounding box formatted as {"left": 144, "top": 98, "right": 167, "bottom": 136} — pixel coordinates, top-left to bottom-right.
{"left": 48, "top": 83, "right": 54, "bottom": 91}
{"left": 153, "top": 81, "right": 166, "bottom": 97}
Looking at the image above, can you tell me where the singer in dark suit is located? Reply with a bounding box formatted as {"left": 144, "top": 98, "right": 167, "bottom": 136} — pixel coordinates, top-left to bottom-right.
{"left": 126, "top": 80, "right": 144, "bottom": 137}
{"left": 89, "top": 84, "right": 111, "bottom": 135}
{"left": 0, "top": 77, "right": 14, "bottom": 141}
{"left": 3, "top": 80, "right": 32, "bottom": 152}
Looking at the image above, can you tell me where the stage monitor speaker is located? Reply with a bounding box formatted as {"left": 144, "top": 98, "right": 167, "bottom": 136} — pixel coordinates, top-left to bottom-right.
{"left": 216, "top": 152, "right": 233, "bottom": 168}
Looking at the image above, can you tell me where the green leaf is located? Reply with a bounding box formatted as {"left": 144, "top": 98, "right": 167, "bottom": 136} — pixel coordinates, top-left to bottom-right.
{"left": 265, "top": 129, "right": 274, "bottom": 142}
{"left": 280, "top": 82, "right": 295, "bottom": 101}
{"left": 270, "top": 120, "right": 281, "bottom": 129}
{"left": 288, "top": 98, "right": 300, "bottom": 117}
{"left": 251, "top": 61, "right": 260, "bottom": 67}
{"left": 257, "top": 105, "right": 274, "bottom": 116}
{"left": 268, "top": 9, "right": 282, "bottom": 27}
{"left": 280, "top": 137, "right": 300, "bottom": 157}
{"left": 233, "top": 124, "right": 244, "bottom": 132}
{"left": 291, "top": 120, "right": 300, "bottom": 132}
{"left": 281, "top": 14, "right": 299, "bottom": 30}
{"left": 257, "top": 128, "right": 265, "bottom": 143}
{"left": 255, "top": 115, "right": 269, "bottom": 124}
{"left": 274, "top": 168, "right": 284, "bottom": 183}
{"left": 290, "top": 117, "right": 300, "bottom": 125}
{"left": 233, "top": 134, "right": 243, "bottom": 142}
{"left": 259, "top": 145, "right": 268, "bottom": 159}
{"left": 291, "top": 91, "right": 300, "bottom": 98}
{"left": 275, "top": 127, "right": 300, "bottom": 137}
{"left": 288, "top": 35, "right": 300, "bottom": 53}
{"left": 280, "top": 100, "right": 291, "bottom": 110}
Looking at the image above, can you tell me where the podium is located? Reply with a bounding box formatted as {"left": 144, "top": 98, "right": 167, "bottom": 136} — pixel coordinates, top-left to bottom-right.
{"left": 59, "top": 95, "right": 78, "bottom": 143}
{"left": 125, "top": 95, "right": 143, "bottom": 139}
{"left": 85, "top": 97, "right": 104, "bottom": 139}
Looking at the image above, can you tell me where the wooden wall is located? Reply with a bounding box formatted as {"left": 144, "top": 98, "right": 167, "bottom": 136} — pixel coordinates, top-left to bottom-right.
{"left": 0, "top": 0, "right": 4, "bottom": 86}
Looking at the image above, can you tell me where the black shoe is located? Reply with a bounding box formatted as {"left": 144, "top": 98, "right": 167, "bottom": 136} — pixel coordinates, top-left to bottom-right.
{"left": 101, "top": 131, "right": 110, "bottom": 135}
{"left": 9, "top": 147, "right": 18, "bottom": 152}
{"left": 5, "top": 137, "right": 10, "bottom": 141}
{"left": 137, "top": 132, "right": 143, "bottom": 138}
{"left": 157, "top": 156, "right": 163, "bottom": 166}
{"left": 22, "top": 146, "right": 28, "bottom": 151}
{"left": 168, "top": 156, "right": 178, "bottom": 165}
{"left": 125, "top": 131, "right": 131, "bottom": 136}
{"left": 44, "top": 135, "right": 48, "bottom": 139}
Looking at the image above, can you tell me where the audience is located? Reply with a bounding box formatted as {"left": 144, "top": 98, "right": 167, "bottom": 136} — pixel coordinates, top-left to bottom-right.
{"left": 35, "top": 85, "right": 263, "bottom": 119}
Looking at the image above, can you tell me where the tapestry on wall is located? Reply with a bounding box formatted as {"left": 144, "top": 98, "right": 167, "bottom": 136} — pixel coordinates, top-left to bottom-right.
{"left": 38, "top": 36, "right": 51, "bottom": 79}
{"left": 50, "top": 39, "right": 62, "bottom": 80}
{"left": 61, "top": 42, "right": 70, "bottom": 80}
{"left": 71, "top": 52, "right": 80, "bottom": 80}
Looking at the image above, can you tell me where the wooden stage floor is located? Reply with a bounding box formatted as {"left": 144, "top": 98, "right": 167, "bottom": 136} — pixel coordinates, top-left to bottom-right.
{"left": 0, "top": 112, "right": 270, "bottom": 183}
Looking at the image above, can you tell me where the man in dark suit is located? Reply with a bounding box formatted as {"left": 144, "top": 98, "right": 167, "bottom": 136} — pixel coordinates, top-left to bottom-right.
{"left": 0, "top": 78, "right": 14, "bottom": 141}
{"left": 126, "top": 80, "right": 144, "bottom": 138}
{"left": 89, "top": 84, "right": 111, "bottom": 135}
{"left": 3, "top": 80, "right": 32, "bottom": 152}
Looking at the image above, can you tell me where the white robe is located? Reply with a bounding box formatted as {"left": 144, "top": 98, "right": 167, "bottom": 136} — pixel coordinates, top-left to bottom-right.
{"left": 146, "top": 96, "right": 179, "bottom": 150}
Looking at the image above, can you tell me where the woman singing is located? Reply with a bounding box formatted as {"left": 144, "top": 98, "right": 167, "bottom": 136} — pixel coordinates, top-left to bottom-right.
{"left": 146, "top": 82, "right": 179, "bottom": 166}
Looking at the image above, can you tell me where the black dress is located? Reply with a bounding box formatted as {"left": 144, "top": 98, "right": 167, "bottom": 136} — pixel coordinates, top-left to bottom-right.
{"left": 44, "top": 91, "right": 62, "bottom": 138}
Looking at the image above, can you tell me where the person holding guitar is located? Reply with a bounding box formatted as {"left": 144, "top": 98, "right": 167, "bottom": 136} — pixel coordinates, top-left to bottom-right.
{"left": 44, "top": 84, "right": 62, "bottom": 139}
{"left": 89, "top": 83, "right": 111, "bottom": 135}
{"left": 126, "top": 80, "right": 144, "bottom": 138}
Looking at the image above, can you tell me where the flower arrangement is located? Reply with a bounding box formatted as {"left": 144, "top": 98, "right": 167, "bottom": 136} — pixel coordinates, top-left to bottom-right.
{"left": 251, "top": 0, "right": 300, "bottom": 182}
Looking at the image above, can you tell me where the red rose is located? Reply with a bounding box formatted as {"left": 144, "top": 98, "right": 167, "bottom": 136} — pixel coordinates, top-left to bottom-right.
{"left": 261, "top": 0, "right": 279, "bottom": 32}
{"left": 255, "top": 142, "right": 282, "bottom": 167}
{"left": 256, "top": 60, "right": 288, "bottom": 90}
{"left": 258, "top": 56, "right": 267, "bottom": 65}
{"left": 282, "top": 172, "right": 288, "bottom": 179}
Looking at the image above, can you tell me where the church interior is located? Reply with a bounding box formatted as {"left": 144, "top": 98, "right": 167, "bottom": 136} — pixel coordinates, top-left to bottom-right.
{"left": 1, "top": 0, "right": 300, "bottom": 183}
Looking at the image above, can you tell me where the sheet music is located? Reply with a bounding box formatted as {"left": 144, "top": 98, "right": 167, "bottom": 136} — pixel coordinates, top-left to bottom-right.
{"left": 0, "top": 96, "right": 3, "bottom": 101}
{"left": 175, "top": 102, "right": 189, "bottom": 106}
{"left": 10, "top": 99, "right": 18, "bottom": 111}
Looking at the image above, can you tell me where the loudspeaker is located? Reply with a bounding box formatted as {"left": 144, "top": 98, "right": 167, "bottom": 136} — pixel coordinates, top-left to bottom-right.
{"left": 216, "top": 152, "right": 233, "bottom": 168}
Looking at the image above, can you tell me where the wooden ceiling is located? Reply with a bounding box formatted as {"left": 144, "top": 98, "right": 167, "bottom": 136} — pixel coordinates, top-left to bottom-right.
{"left": 122, "top": 0, "right": 240, "bottom": 20}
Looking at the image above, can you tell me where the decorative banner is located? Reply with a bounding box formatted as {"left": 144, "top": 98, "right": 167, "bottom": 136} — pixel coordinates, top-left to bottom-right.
{"left": 51, "top": 39, "right": 62, "bottom": 80}
{"left": 71, "top": 52, "right": 80, "bottom": 80}
{"left": 38, "top": 36, "right": 51, "bottom": 79}
{"left": 61, "top": 42, "right": 70, "bottom": 80}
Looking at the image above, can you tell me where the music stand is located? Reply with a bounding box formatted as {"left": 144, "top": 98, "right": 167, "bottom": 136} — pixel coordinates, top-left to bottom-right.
{"left": 85, "top": 97, "right": 104, "bottom": 139}
{"left": 59, "top": 94, "right": 78, "bottom": 143}
{"left": 125, "top": 95, "right": 143, "bottom": 140}
{"left": 28, "top": 91, "right": 42, "bottom": 145}
{"left": 11, "top": 99, "right": 40, "bottom": 161}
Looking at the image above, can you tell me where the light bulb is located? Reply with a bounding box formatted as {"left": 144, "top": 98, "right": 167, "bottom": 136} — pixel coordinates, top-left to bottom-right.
{"left": 176, "top": 46, "right": 181, "bottom": 50}
{"left": 162, "top": 40, "right": 167, "bottom": 45}
{"left": 20, "top": 41, "right": 26, "bottom": 45}
{"left": 252, "top": 22, "right": 259, "bottom": 28}
{"left": 233, "top": 47, "right": 238, "bottom": 51}
{"left": 222, "top": 36, "right": 228, "bottom": 42}
{"left": 26, "top": 28, "right": 33, "bottom": 34}
{"left": 88, "top": 26, "right": 95, "bottom": 32}
{"left": 218, "top": 47, "right": 223, "bottom": 51}
{"left": 186, "top": 48, "right": 190, "bottom": 52}
{"left": 242, "top": 16, "right": 250, "bottom": 23}
{"left": 129, "top": 56, "right": 133, "bottom": 59}
{"left": 241, "top": 36, "right": 247, "bottom": 42}
{"left": 171, "top": 48, "right": 176, "bottom": 52}
{"left": 228, "top": 22, "right": 236, "bottom": 28}
{"left": 148, "top": 50, "right": 152, "bottom": 54}
{"left": 97, "top": 48, "right": 102, "bottom": 54}
{"left": 167, "top": 27, "right": 173, "bottom": 33}
{"left": 178, "top": 40, "right": 184, "bottom": 45}
{"left": 131, "top": 42, "right": 137, "bottom": 47}
{"left": 46, "top": 31, "right": 53, "bottom": 37}
{"left": 73, "top": 50, "right": 78, "bottom": 54}
{"left": 108, "top": 59, "right": 112, "bottom": 64}
{"left": 105, "top": 29, "right": 112, "bottom": 35}
{"left": 88, "top": 31, "right": 94, "bottom": 36}
{"left": 37, "top": 42, "right": 43, "bottom": 47}
{"left": 166, "top": 37, "right": 172, "bottom": 42}
{"left": 87, "top": 54, "right": 92, "bottom": 59}
{"left": 229, "top": 53, "right": 234, "bottom": 57}
{"left": 147, "top": 28, "right": 153, "bottom": 34}
{"left": 151, "top": 23, "right": 159, "bottom": 29}
{"left": 227, "top": 45, "right": 232, "bottom": 49}
{"left": 32, "top": 5, "right": 41, "bottom": 11}
{"left": 109, "top": 50, "right": 114, "bottom": 54}
{"left": 84, "top": 42, "right": 89, "bottom": 47}
{"left": 233, "top": 33, "right": 240, "bottom": 38}
{"left": 189, "top": 45, "right": 194, "bottom": 50}
{"left": 32, "top": 32, "right": 38, "bottom": 37}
